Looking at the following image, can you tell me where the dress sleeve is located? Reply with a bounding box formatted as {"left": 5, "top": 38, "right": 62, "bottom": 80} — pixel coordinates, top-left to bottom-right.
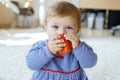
{"left": 26, "top": 40, "right": 54, "bottom": 70}
{"left": 72, "top": 41, "right": 97, "bottom": 68}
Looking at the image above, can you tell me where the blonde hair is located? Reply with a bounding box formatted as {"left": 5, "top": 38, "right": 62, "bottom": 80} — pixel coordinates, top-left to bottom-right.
{"left": 45, "top": 1, "right": 81, "bottom": 28}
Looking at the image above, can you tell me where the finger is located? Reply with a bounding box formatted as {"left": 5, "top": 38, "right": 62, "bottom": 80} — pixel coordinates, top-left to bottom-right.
{"left": 54, "top": 39, "right": 64, "bottom": 44}
{"left": 55, "top": 47, "right": 64, "bottom": 51}
{"left": 52, "top": 42, "right": 65, "bottom": 49}
{"left": 57, "top": 43, "right": 66, "bottom": 47}
{"left": 50, "top": 37, "right": 57, "bottom": 41}
{"left": 49, "top": 44, "right": 64, "bottom": 53}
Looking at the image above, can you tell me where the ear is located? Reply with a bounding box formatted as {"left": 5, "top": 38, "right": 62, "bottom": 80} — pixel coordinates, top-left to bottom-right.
{"left": 77, "top": 26, "right": 81, "bottom": 33}
{"left": 43, "top": 23, "right": 47, "bottom": 29}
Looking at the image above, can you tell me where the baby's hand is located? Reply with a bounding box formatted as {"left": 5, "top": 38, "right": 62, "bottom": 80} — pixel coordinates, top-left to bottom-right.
{"left": 64, "top": 33, "right": 80, "bottom": 49}
{"left": 47, "top": 37, "right": 65, "bottom": 54}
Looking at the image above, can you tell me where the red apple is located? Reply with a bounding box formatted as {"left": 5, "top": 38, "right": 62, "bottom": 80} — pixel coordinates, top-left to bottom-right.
{"left": 58, "top": 34, "right": 72, "bottom": 54}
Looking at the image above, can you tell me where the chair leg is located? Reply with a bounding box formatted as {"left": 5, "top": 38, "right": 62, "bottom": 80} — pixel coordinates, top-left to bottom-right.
{"left": 111, "top": 31, "right": 115, "bottom": 35}
{"left": 111, "top": 25, "right": 120, "bottom": 35}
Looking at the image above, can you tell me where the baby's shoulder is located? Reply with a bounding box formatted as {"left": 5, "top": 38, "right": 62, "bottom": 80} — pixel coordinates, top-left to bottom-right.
{"left": 33, "top": 39, "right": 48, "bottom": 47}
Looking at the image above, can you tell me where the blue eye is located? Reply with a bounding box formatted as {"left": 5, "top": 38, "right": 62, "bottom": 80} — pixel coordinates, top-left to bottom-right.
{"left": 52, "top": 25, "right": 59, "bottom": 29}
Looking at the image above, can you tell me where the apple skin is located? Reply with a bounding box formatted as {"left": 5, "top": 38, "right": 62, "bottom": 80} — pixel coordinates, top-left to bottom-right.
{"left": 58, "top": 34, "right": 72, "bottom": 54}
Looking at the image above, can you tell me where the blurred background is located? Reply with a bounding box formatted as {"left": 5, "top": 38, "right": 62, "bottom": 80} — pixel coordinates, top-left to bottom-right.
{"left": 0, "top": 0, "right": 120, "bottom": 80}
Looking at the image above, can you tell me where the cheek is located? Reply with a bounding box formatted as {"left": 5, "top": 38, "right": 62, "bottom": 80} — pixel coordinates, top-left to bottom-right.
{"left": 47, "top": 30, "right": 58, "bottom": 38}
{"left": 66, "top": 30, "right": 75, "bottom": 34}
{"left": 65, "top": 30, "right": 78, "bottom": 38}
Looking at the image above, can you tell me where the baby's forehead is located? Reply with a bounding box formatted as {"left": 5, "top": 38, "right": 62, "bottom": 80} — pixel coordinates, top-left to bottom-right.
{"left": 48, "top": 15, "right": 76, "bottom": 21}
{"left": 47, "top": 16, "right": 75, "bottom": 23}
{"left": 47, "top": 16, "right": 77, "bottom": 26}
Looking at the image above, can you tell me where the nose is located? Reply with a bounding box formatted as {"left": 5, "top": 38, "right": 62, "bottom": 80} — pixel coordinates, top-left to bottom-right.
{"left": 58, "top": 28, "right": 66, "bottom": 35}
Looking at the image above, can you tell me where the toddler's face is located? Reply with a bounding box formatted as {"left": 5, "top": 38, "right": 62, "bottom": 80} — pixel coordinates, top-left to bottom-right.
{"left": 45, "top": 16, "right": 80, "bottom": 39}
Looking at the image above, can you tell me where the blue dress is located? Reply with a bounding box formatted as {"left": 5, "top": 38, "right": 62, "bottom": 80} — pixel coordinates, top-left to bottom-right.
{"left": 26, "top": 40, "right": 97, "bottom": 80}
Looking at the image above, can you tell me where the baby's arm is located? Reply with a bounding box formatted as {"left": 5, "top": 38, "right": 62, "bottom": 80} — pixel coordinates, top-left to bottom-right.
{"left": 26, "top": 41, "right": 54, "bottom": 70}
{"left": 72, "top": 41, "right": 97, "bottom": 68}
